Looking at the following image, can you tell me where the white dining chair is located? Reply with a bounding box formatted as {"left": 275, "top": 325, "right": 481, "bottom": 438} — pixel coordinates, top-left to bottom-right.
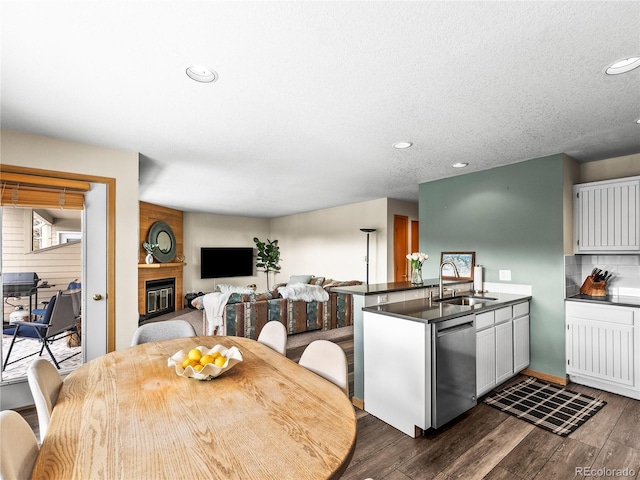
{"left": 0, "top": 410, "right": 39, "bottom": 480}
{"left": 131, "top": 319, "right": 197, "bottom": 346}
{"left": 299, "top": 340, "right": 349, "bottom": 396}
{"left": 27, "top": 358, "right": 63, "bottom": 443}
{"left": 257, "top": 321, "right": 287, "bottom": 355}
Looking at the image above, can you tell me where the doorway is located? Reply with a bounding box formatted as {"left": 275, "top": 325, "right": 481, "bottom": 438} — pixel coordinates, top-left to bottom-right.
{"left": 1, "top": 166, "right": 112, "bottom": 410}
{"left": 1, "top": 207, "right": 83, "bottom": 381}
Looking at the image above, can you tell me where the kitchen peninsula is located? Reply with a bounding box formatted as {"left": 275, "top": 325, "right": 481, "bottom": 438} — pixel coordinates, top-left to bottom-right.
{"left": 333, "top": 279, "right": 474, "bottom": 408}
{"left": 336, "top": 280, "right": 531, "bottom": 437}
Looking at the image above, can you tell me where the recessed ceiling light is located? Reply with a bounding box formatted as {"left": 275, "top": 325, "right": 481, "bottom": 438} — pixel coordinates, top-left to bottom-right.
{"left": 452, "top": 162, "right": 469, "bottom": 168}
{"left": 186, "top": 65, "right": 218, "bottom": 83}
{"left": 605, "top": 57, "right": 640, "bottom": 75}
{"left": 392, "top": 142, "right": 413, "bottom": 149}
{"left": 636, "top": 117, "right": 640, "bottom": 124}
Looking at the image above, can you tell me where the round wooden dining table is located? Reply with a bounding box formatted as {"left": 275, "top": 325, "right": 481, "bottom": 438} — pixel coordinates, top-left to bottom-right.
{"left": 31, "top": 336, "right": 357, "bottom": 479}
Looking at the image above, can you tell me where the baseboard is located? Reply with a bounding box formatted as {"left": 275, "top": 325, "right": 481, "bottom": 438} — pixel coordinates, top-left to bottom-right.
{"left": 521, "top": 368, "right": 567, "bottom": 386}
{"left": 352, "top": 396, "right": 364, "bottom": 410}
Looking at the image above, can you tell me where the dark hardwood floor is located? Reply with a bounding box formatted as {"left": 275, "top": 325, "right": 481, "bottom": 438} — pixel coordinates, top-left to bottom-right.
{"left": 18, "top": 330, "right": 640, "bottom": 479}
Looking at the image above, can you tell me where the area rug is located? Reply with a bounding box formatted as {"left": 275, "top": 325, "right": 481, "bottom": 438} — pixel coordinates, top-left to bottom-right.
{"left": 484, "top": 377, "right": 606, "bottom": 436}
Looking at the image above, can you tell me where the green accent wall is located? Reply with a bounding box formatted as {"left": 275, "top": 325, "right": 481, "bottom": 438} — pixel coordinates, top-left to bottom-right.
{"left": 419, "top": 154, "right": 566, "bottom": 378}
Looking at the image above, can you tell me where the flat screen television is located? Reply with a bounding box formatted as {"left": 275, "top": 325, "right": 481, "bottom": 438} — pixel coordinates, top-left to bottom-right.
{"left": 200, "top": 247, "right": 254, "bottom": 279}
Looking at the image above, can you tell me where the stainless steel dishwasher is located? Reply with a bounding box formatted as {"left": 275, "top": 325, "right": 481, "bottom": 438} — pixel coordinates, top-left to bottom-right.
{"left": 431, "top": 315, "right": 477, "bottom": 429}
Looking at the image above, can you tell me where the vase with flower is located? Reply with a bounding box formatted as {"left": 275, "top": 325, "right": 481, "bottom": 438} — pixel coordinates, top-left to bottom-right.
{"left": 142, "top": 242, "right": 158, "bottom": 264}
{"left": 406, "top": 252, "right": 429, "bottom": 285}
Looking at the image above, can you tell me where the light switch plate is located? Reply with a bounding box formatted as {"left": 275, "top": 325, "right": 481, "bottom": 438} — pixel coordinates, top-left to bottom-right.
{"left": 499, "top": 270, "right": 512, "bottom": 281}
{"left": 378, "top": 295, "right": 388, "bottom": 304}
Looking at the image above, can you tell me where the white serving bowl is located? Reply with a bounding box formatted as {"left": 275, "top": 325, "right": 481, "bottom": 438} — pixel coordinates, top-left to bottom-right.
{"left": 168, "top": 345, "right": 243, "bottom": 380}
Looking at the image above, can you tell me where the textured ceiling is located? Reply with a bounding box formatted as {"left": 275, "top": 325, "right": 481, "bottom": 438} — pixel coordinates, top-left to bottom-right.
{"left": 2, "top": 1, "right": 639, "bottom": 218}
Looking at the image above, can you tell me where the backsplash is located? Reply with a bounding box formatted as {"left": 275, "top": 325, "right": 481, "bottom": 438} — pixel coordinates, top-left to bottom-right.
{"left": 565, "top": 254, "right": 640, "bottom": 298}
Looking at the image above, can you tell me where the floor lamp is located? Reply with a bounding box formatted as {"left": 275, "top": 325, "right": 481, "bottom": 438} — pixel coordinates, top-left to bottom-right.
{"left": 360, "top": 228, "right": 376, "bottom": 285}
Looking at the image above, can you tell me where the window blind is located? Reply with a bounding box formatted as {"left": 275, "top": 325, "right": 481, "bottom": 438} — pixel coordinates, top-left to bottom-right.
{"left": 0, "top": 172, "right": 90, "bottom": 209}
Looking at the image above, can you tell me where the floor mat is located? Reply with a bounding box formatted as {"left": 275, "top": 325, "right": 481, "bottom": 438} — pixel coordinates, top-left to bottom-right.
{"left": 484, "top": 377, "right": 606, "bottom": 436}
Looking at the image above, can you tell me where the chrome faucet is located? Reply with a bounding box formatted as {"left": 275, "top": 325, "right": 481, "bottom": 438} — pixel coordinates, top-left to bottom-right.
{"left": 439, "top": 261, "right": 459, "bottom": 299}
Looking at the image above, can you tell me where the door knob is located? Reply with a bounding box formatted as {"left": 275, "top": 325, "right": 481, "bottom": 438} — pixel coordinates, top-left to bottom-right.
{"left": 93, "top": 293, "right": 103, "bottom": 301}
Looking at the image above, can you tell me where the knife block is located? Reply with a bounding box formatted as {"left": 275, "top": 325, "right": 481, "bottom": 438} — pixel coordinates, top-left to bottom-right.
{"left": 580, "top": 276, "right": 607, "bottom": 296}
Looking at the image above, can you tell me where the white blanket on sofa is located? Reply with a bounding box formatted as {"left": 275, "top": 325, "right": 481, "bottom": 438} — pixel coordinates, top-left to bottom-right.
{"left": 277, "top": 284, "right": 329, "bottom": 302}
{"left": 202, "top": 292, "right": 233, "bottom": 335}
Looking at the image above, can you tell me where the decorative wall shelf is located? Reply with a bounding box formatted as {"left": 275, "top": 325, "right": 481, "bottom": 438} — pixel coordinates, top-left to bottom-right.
{"left": 138, "top": 262, "right": 186, "bottom": 269}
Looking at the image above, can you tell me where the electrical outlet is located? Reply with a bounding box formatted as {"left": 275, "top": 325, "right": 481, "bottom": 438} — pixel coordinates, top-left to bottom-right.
{"left": 499, "top": 270, "right": 512, "bottom": 281}
{"left": 378, "top": 295, "right": 388, "bottom": 304}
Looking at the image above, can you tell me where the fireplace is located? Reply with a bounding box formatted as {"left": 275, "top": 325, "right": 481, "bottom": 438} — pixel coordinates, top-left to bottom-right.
{"left": 142, "top": 277, "right": 175, "bottom": 321}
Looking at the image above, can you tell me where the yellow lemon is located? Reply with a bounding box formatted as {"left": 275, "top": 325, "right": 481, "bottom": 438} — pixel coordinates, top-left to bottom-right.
{"left": 188, "top": 349, "right": 202, "bottom": 361}
{"left": 214, "top": 355, "right": 226, "bottom": 367}
{"left": 181, "top": 358, "right": 192, "bottom": 369}
{"left": 194, "top": 364, "right": 204, "bottom": 372}
{"left": 200, "top": 354, "right": 214, "bottom": 366}
{"left": 211, "top": 351, "right": 221, "bottom": 359}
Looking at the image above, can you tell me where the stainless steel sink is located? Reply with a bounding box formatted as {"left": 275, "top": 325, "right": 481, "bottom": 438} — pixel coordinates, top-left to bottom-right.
{"left": 436, "top": 295, "right": 498, "bottom": 306}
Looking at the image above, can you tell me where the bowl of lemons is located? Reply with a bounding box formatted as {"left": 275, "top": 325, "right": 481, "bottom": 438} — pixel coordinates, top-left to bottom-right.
{"left": 168, "top": 345, "right": 243, "bottom": 380}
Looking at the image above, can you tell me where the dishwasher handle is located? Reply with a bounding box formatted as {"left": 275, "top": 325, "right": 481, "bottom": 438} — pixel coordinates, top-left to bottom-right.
{"left": 435, "top": 321, "right": 474, "bottom": 337}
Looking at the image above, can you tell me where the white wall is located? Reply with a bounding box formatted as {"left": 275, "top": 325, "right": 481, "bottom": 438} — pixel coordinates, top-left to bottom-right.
{"left": 1, "top": 129, "right": 140, "bottom": 350}
{"left": 270, "top": 198, "right": 390, "bottom": 284}
{"left": 183, "top": 212, "right": 271, "bottom": 292}
{"left": 182, "top": 198, "right": 420, "bottom": 290}
{"left": 579, "top": 153, "right": 640, "bottom": 183}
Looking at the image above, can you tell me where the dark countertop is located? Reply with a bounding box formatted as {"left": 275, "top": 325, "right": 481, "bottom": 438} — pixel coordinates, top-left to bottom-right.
{"left": 332, "top": 279, "right": 472, "bottom": 295}
{"left": 566, "top": 294, "right": 640, "bottom": 308}
{"left": 362, "top": 291, "right": 531, "bottom": 324}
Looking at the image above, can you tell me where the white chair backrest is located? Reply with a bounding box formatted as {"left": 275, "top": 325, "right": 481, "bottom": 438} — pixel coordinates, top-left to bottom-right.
{"left": 257, "top": 321, "right": 287, "bottom": 355}
{"left": 27, "top": 359, "right": 63, "bottom": 443}
{"left": 131, "top": 319, "right": 197, "bottom": 346}
{"left": 0, "top": 410, "right": 39, "bottom": 480}
{"left": 298, "top": 340, "right": 349, "bottom": 396}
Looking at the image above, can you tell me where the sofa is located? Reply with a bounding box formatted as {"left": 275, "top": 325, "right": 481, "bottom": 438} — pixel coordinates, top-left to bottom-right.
{"left": 192, "top": 276, "right": 362, "bottom": 340}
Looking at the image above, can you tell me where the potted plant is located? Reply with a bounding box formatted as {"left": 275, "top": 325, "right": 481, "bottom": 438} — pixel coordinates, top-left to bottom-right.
{"left": 253, "top": 237, "right": 281, "bottom": 289}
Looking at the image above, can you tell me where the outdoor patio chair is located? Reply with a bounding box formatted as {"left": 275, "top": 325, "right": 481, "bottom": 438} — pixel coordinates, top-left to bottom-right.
{"left": 2, "top": 290, "right": 81, "bottom": 371}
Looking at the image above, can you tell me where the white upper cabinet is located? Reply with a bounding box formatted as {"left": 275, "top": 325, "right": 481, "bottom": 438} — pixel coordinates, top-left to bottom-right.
{"left": 574, "top": 176, "right": 640, "bottom": 253}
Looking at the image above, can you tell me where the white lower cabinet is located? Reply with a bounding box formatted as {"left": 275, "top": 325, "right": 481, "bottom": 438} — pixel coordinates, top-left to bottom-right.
{"left": 495, "top": 320, "right": 514, "bottom": 384}
{"left": 566, "top": 301, "right": 640, "bottom": 400}
{"left": 512, "top": 302, "right": 530, "bottom": 374}
{"left": 476, "top": 327, "right": 496, "bottom": 395}
{"left": 476, "top": 301, "right": 530, "bottom": 397}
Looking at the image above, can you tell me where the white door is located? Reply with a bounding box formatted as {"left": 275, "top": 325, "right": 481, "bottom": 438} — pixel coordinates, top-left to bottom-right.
{"left": 83, "top": 183, "right": 108, "bottom": 362}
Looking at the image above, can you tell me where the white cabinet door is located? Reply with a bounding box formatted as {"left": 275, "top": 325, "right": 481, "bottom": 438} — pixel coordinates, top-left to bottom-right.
{"left": 567, "top": 317, "right": 635, "bottom": 388}
{"left": 495, "top": 321, "right": 514, "bottom": 384}
{"left": 513, "top": 315, "right": 530, "bottom": 372}
{"left": 566, "top": 302, "right": 639, "bottom": 399}
{"left": 476, "top": 327, "right": 496, "bottom": 396}
{"left": 574, "top": 177, "right": 640, "bottom": 253}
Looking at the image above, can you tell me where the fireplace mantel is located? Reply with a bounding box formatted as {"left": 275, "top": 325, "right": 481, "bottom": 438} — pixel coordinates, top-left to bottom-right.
{"left": 138, "top": 262, "right": 186, "bottom": 269}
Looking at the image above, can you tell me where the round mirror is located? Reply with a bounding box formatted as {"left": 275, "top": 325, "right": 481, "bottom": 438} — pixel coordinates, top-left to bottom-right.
{"left": 147, "top": 221, "right": 176, "bottom": 263}
{"left": 157, "top": 230, "right": 172, "bottom": 253}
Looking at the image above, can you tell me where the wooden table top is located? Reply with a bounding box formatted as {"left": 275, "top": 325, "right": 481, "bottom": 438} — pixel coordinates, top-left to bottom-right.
{"left": 31, "top": 336, "right": 357, "bottom": 480}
